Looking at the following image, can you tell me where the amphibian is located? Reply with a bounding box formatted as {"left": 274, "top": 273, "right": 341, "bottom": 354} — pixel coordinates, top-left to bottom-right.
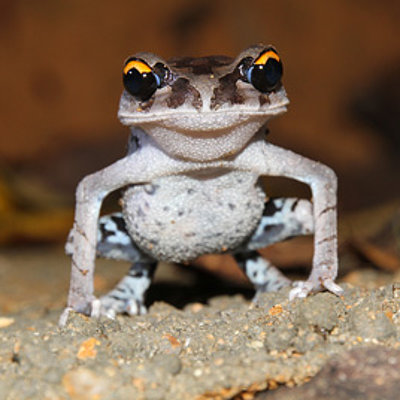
{"left": 61, "top": 44, "right": 342, "bottom": 324}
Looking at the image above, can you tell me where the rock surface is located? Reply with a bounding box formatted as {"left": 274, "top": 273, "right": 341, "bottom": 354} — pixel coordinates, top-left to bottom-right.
{"left": 258, "top": 346, "right": 400, "bottom": 400}
{"left": 1, "top": 282, "right": 400, "bottom": 399}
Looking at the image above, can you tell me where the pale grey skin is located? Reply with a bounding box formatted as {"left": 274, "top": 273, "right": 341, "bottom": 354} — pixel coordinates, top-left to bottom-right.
{"left": 60, "top": 44, "right": 342, "bottom": 325}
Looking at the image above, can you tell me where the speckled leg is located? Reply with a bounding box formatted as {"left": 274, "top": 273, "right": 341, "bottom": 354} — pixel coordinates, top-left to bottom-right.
{"left": 97, "top": 261, "right": 157, "bottom": 319}
{"left": 245, "top": 198, "right": 314, "bottom": 250}
{"left": 96, "top": 213, "right": 158, "bottom": 318}
{"left": 233, "top": 198, "right": 314, "bottom": 296}
{"left": 96, "top": 212, "right": 151, "bottom": 262}
{"left": 66, "top": 212, "right": 157, "bottom": 318}
{"left": 235, "top": 251, "right": 291, "bottom": 298}
{"left": 65, "top": 212, "right": 149, "bottom": 262}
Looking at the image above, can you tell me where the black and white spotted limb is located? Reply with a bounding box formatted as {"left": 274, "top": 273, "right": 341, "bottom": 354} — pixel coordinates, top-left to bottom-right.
{"left": 233, "top": 197, "right": 314, "bottom": 299}
{"left": 65, "top": 197, "right": 313, "bottom": 317}
{"left": 66, "top": 213, "right": 157, "bottom": 319}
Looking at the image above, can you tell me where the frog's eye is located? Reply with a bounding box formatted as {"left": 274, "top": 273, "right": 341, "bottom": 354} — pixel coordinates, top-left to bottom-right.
{"left": 246, "top": 48, "right": 283, "bottom": 93}
{"left": 123, "top": 58, "right": 162, "bottom": 101}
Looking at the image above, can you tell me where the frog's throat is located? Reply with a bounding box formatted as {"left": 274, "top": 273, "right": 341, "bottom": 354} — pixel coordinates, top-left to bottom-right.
{"left": 133, "top": 116, "right": 272, "bottom": 162}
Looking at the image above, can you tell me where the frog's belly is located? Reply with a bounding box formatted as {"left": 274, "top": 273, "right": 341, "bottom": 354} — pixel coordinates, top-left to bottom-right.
{"left": 122, "top": 172, "right": 265, "bottom": 263}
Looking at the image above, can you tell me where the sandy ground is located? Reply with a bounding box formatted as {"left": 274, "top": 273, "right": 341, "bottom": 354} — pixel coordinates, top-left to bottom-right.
{"left": 0, "top": 248, "right": 399, "bottom": 400}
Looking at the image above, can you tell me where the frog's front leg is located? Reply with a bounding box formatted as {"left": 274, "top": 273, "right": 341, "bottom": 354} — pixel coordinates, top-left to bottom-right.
{"left": 65, "top": 212, "right": 158, "bottom": 319}
{"left": 60, "top": 152, "right": 156, "bottom": 326}
{"left": 250, "top": 142, "right": 343, "bottom": 299}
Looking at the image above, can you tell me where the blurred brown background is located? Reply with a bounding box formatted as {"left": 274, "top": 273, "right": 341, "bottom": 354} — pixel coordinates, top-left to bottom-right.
{"left": 0, "top": 1, "right": 399, "bottom": 297}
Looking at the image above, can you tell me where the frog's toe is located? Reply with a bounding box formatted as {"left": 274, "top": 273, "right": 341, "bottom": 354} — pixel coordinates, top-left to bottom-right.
{"left": 90, "top": 298, "right": 102, "bottom": 318}
{"left": 59, "top": 307, "right": 73, "bottom": 327}
{"left": 89, "top": 296, "right": 120, "bottom": 319}
{"left": 90, "top": 298, "right": 119, "bottom": 319}
{"left": 126, "top": 299, "right": 147, "bottom": 316}
{"left": 102, "top": 307, "right": 117, "bottom": 320}
{"left": 289, "top": 280, "right": 314, "bottom": 300}
{"left": 321, "top": 278, "right": 343, "bottom": 296}
{"left": 289, "top": 278, "right": 343, "bottom": 301}
{"left": 94, "top": 295, "right": 147, "bottom": 319}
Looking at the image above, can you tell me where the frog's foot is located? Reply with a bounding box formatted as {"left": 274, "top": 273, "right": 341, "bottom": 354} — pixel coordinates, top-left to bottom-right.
{"left": 59, "top": 299, "right": 95, "bottom": 327}
{"left": 91, "top": 296, "right": 147, "bottom": 319}
{"left": 289, "top": 277, "right": 343, "bottom": 300}
{"left": 92, "top": 260, "right": 157, "bottom": 319}
{"left": 234, "top": 251, "right": 291, "bottom": 301}
{"left": 59, "top": 307, "right": 74, "bottom": 327}
{"left": 65, "top": 213, "right": 158, "bottom": 320}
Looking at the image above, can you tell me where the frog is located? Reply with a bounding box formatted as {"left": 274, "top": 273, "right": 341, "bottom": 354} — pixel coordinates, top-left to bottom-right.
{"left": 60, "top": 44, "right": 342, "bottom": 325}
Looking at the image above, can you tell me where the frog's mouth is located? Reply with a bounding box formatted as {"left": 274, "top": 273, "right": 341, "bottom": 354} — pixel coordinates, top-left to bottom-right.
{"left": 118, "top": 88, "right": 289, "bottom": 161}
{"left": 122, "top": 109, "right": 286, "bottom": 162}
{"left": 118, "top": 102, "right": 288, "bottom": 132}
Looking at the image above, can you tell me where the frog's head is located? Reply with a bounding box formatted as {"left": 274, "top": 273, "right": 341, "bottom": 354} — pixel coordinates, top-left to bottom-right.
{"left": 118, "top": 44, "right": 289, "bottom": 162}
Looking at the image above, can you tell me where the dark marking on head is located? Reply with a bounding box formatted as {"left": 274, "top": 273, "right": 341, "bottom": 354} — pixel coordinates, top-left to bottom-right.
{"left": 259, "top": 94, "right": 271, "bottom": 106}
{"left": 168, "top": 55, "right": 233, "bottom": 75}
{"left": 166, "top": 77, "right": 202, "bottom": 110}
{"left": 137, "top": 96, "right": 155, "bottom": 112}
{"left": 210, "top": 67, "right": 243, "bottom": 109}
{"left": 228, "top": 203, "right": 235, "bottom": 210}
{"left": 263, "top": 199, "right": 283, "bottom": 216}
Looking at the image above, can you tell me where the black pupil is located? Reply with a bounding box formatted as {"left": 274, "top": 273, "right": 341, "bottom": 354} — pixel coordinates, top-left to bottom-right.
{"left": 251, "top": 58, "right": 282, "bottom": 93}
{"left": 123, "top": 68, "right": 157, "bottom": 101}
{"left": 264, "top": 58, "right": 282, "bottom": 86}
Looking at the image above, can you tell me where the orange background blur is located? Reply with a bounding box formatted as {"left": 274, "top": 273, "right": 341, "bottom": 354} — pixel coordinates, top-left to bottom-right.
{"left": 0, "top": 0, "right": 399, "bottom": 220}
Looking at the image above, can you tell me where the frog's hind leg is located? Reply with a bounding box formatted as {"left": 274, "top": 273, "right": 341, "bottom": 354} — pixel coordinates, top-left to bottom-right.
{"left": 234, "top": 251, "right": 291, "bottom": 296}
{"left": 67, "top": 212, "right": 157, "bottom": 318}
{"left": 97, "top": 259, "right": 157, "bottom": 319}
{"left": 233, "top": 198, "right": 314, "bottom": 298}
